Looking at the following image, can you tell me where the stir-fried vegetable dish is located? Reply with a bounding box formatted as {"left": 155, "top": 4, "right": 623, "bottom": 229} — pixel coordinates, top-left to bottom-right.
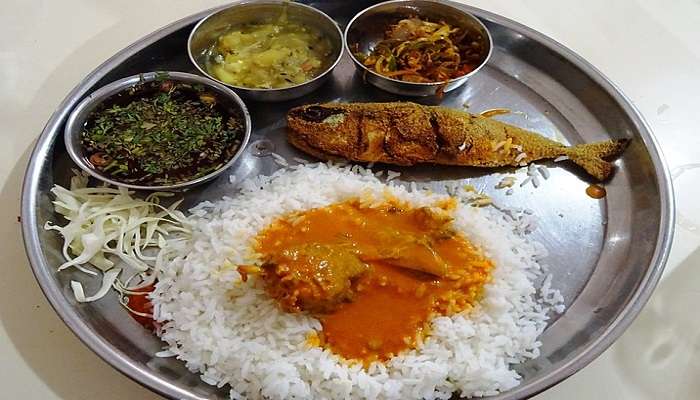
{"left": 354, "top": 17, "right": 487, "bottom": 83}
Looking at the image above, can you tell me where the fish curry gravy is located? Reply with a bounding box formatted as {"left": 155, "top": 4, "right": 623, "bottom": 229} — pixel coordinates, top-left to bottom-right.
{"left": 252, "top": 199, "right": 493, "bottom": 364}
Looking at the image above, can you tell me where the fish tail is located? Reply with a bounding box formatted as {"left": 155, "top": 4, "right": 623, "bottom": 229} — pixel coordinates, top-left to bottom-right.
{"left": 564, "top": 138, "right": 630, "bottom": 181}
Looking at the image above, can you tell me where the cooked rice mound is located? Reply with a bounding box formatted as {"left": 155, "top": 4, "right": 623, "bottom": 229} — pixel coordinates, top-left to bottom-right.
{"left": 151, "top": 163, "right": 562, "bottom": 400}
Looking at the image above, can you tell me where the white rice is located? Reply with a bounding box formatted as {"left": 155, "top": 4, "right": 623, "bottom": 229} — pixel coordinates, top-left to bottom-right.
{"left": 271, "top": 152, "right": 289, "bottom": 167}
{"left": 386, "top": 170, "right": 401, "bottom": 181}
{"left": 519, "top": 164, "right": 546, "bottom": 189}
{"left": 519, "top": 176, "right": 532, "bottom": 188}
{"left": 151, "top": 163, "right": 562, "bottom": 400}
{"left": 495, "top": 176, "right": 516, "bottom": 189}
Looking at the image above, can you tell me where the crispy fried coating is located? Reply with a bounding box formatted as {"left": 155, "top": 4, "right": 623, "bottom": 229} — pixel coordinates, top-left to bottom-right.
{"left": 287, "top": 102, "right": 629, "bottom": 181}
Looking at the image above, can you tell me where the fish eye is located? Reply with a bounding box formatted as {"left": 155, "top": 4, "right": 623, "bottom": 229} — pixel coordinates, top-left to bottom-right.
{"left": 294, "top": 106, "right": 344, "bottom": 123}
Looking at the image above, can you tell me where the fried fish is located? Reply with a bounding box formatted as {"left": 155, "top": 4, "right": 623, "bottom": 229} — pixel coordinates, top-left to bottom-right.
{"left": 287, "top": 102, "right": 629, "bottom": 181}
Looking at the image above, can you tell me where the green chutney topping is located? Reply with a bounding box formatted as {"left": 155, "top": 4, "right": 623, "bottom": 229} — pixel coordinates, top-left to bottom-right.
{"left": 81, "top": 80, "right": 244, "bottom": 185}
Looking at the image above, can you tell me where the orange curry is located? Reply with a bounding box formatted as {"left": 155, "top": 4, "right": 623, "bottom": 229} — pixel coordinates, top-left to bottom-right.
{"left": 252, "top": 199, "right": 493, "bottom": 364}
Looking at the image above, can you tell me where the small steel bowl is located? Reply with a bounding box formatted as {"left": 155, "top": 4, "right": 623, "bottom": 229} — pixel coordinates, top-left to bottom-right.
{"left": 188, "top": 1, "right": 343, "bottom": 102}
{"left": 346, "top": 0, "right": 493, "bottom": 97}
{"left": 64, "top": 71, "right": 252, "bottom": 191}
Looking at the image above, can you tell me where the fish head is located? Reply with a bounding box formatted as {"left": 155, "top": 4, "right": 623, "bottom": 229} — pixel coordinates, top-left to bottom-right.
{"left": 287, "top": 104, "right": 349, "bottom": 131}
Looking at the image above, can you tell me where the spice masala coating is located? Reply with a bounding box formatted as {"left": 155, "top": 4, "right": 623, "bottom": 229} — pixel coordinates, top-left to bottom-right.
{"left": 287, "top": 102, "right": 629, "bottom": 180}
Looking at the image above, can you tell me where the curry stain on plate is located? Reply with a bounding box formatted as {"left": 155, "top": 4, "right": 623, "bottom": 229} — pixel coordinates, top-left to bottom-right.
{"left": 586, "top": 184, "right": 606, "bottom": 199}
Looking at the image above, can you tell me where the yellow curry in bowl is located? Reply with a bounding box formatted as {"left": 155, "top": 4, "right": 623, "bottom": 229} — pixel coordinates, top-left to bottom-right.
{"left": 206, "top": 15, "right": 334, "bottom": 89}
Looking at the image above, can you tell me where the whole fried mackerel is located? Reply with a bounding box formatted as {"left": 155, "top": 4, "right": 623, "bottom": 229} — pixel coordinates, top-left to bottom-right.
{"left": 287, "top": 102, "right": 629, "bottom": 181}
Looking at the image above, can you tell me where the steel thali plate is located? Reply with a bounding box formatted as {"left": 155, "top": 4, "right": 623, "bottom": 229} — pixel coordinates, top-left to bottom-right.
{"left": 21, "top": 1, "right": 674, "bottom": 399}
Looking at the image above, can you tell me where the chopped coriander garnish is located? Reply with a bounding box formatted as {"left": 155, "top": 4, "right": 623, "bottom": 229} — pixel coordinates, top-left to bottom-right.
{"left": 81, "top": 80, "right": 244, "bottom": 185}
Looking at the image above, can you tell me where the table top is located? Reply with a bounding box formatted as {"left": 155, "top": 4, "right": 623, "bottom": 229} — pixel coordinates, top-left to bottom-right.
{"left": 2, "top": 0, "right": 699, "bottom": 399}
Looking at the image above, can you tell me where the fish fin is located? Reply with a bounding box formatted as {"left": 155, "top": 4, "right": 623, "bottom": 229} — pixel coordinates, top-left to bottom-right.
{"left": 565, "top": 139, "right": 630, "bottom": 181}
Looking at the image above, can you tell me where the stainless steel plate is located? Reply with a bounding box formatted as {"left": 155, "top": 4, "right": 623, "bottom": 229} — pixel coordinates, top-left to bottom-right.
{"left": 20, "top": 1, "right": 674, "bottom": 399}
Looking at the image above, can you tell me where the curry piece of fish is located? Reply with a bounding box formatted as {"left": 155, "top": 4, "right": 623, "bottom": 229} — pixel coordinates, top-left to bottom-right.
{"left": 287, "top": 102, "right": 629, "bottom": 181}
{"left": 261, "top": 243, "right": 369, "bottom": 314}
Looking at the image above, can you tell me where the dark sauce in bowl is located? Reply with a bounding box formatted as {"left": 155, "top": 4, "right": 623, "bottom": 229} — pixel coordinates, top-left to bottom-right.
{"left": 81, "top": 80, "right": 244, "bottom": 186}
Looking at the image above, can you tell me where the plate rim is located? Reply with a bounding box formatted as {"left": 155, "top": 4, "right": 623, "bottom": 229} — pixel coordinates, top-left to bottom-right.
{"left": 20, "top": 2, "right": 675, "bottom": 399}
